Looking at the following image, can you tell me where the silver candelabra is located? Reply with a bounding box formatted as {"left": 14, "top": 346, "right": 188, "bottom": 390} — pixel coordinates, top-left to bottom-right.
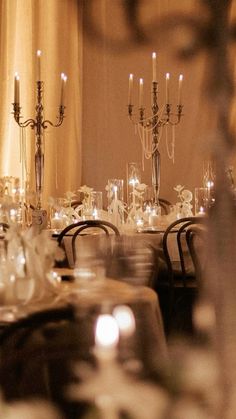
{"left": 128, "top": 62, "right": 184, "bottom": 207}
{"left": 12, "top": 70, "right": 66, "bottom": 211}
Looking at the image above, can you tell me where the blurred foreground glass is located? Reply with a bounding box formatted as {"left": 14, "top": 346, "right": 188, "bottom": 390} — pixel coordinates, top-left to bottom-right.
{"left": 74, "top": 235, "right": 110, "bottom": 285}
{"left": 194, "top": 187, "right": 209, "bottom": 215}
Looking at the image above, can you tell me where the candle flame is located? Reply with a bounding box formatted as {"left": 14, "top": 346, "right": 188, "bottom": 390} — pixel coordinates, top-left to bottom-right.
{"left": 179, "top": 74, "right": 183, "bottom": 81}
{"left": 37, "top": 50, "right": 42, "bottom": 57}
{"left": 95, "top": 314, "right": 119, "bottom": 349}
{"left": 152, "top": 51, "right": 157, "bottom": 59}
{"left": 113, "top": 305, "right": 136, "bottom": 337}
{"left": 61, "top": 73, "right": 67, "bottom": 82}
{"left": 166, "top": 72, "right": 170, "bottom": 80}
{"left": 139, "top": 78, "right": 143, "bottom": 85}
{"left": 129, "top": 73, "right": 133, "bottom": 81}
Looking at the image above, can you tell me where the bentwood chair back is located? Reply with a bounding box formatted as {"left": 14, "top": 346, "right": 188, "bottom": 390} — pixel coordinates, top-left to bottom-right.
{"left": 157, "top": 216, "right": 205, "bottom": 334}
{"left": 57, "top": 219, "right": 120, "bottom": 268}
{"left": 186, "top": 224, "right": 207, "bottom": 283}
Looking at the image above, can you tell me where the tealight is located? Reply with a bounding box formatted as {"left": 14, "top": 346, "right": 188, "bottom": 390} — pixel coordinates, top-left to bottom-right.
{"left": 50, "top": 212, "right": 64, "bottom": 229}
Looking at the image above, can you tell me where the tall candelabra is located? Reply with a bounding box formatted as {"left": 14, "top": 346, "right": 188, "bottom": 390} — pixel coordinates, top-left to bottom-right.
{"left": 127, "top": 54, "right": 184, "bottom": 206}
{"left": 12, "top": 56, "right": 66, "bottom": 215}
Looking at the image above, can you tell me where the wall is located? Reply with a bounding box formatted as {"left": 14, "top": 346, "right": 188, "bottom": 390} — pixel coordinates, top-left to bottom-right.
{"left": 81, "top": 0, "right": 214, "bottom": 207}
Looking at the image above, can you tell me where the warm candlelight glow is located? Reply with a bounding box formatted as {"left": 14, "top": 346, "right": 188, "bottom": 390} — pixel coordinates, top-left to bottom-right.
{"left": 165, "top": 72, "right": 170, "bottom": 103}
{"left": 128, "top": 73, "right": 133, "bottom": 105}
{"left": 92, "top": 208, "right": 98, "bottom": 219}
{"left": 113, "top": 305, "right": 136, "bottom": 337}
{"left": 113, "top": 185, "right": 118, "bottom": 201}
{"left": 14, "top": 72, "right": 20, "bottom": 103}
{"left": 178, "top": 74, "right": 183, "bottom": 105}
{"left": 95, "top": 314, "right": 119, "bottom": 350}
{"left": 60, "top": 73, "right": 67, "bottom": 107}
{"left": 36, "top": 50, "right": 42, "bottom": 81}
{"left": 152, "top": 52, "right": 157, "bottom": 82}
{"left": 139, "top": 78, "right": 144, "bottom": 108}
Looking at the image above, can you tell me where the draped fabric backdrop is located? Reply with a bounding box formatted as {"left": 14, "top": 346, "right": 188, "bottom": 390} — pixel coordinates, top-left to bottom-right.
{"left": 0, "top": 0, "right": 82, "bottom": 207}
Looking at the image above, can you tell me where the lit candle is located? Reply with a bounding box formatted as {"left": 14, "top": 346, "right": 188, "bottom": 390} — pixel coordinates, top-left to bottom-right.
{"left": 198, "top": 206, "right": 205, "bottom": 216}
{"left": 152, "top": 52, "right": 157, "bottom": 82}
{"left": 60, "top": 73, "right": 67, "bottom": 107}
{"left": 165, "top": 72, "right": 170, "bottom": 103}
{"left": 113, "top": 185, "right": 118, "bottom": 201}
{"left": 139, "top": 78, "right": 144, "bottom": 108}
{"left": 113, "top": 305, "right": 136, "bottom": 337}
{"left": 92, "top": 208, "right": 98, "bottom": 220}
{"left": 178, "top": 74, "right": 183, "bottom": 105}
{"left": 14, "top": 72, "right": 20, "bottom": 103}
{"left": 94, "top": 314, "right": 119, "bottom": 360}
{"left": 128, "top": 73, "right": 133, "bottom": 105}
{"left": 36, "top": 50, "right": 42, "bottom": 81}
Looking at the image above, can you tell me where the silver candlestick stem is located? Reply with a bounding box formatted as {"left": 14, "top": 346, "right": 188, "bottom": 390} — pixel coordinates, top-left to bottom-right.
{"left": 13, "top": 80, "right": 65, "bottom": 209}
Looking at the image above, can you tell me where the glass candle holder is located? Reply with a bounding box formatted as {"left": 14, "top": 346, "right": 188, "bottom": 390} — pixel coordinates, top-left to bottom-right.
{"left": 91, "top": 191, "right": 103, "bottom": 219}
{"left": 127, "top": 162, "right": 141, "bottom": 207}
{"left": 194, "top": 187, "right": 209, "bottom": 215}
{"left": 107, "top": 179, "right": 124, "bottom": 226}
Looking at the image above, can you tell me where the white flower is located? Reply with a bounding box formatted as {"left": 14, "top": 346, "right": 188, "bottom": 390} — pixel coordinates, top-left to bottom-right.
{"left": 65, "top": 191, "right": 77, "bottom": 200}
{"left": 181, "top": 189, "right": 193, "bottom": 203}
{"left": 78, "top": 185, "right": 93, "bottom": 195}
{"left": 174, "top": 184, "right": 184, "bottom": 192}
{"left": 136, "top": 183, "right": 147, "bottom": 192}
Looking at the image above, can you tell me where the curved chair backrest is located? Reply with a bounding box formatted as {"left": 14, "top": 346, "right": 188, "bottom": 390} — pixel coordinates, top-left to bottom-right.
{"left": 186, "top": 225, "right": 206, "bottom": 283}
{"left": 57, "top": 220, "right": 120, "bottom": 268}
{"left": 162, "top": 216, "right": 205, "bottom": 287}
{"left": 57, "top": 220, "right": 120, "bottom": 245}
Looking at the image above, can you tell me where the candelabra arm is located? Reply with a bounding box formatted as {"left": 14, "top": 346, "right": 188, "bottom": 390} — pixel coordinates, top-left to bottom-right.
{"left": 42, "top": 105, "right": 66, "bottom": 128}
{"left": 12, "top": 103, "right": 35, "bottom": 128}
{"left": 167, "top": 104, "right": 184, "bottom": 126}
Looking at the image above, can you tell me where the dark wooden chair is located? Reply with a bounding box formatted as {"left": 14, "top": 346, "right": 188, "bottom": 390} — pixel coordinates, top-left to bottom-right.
{"left": 156, "top": 216, "right": 205, "bottom": 334}
{"left": 0, "top": 305, "right": 91, "bottom": 418}
{"left": 186, "top": 224, "right": 206, "bottom": 284}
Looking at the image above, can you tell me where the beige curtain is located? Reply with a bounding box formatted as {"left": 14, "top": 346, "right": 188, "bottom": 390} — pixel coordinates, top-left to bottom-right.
{"left": 0, "top": 0, "right": 82, "bottom": 206}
